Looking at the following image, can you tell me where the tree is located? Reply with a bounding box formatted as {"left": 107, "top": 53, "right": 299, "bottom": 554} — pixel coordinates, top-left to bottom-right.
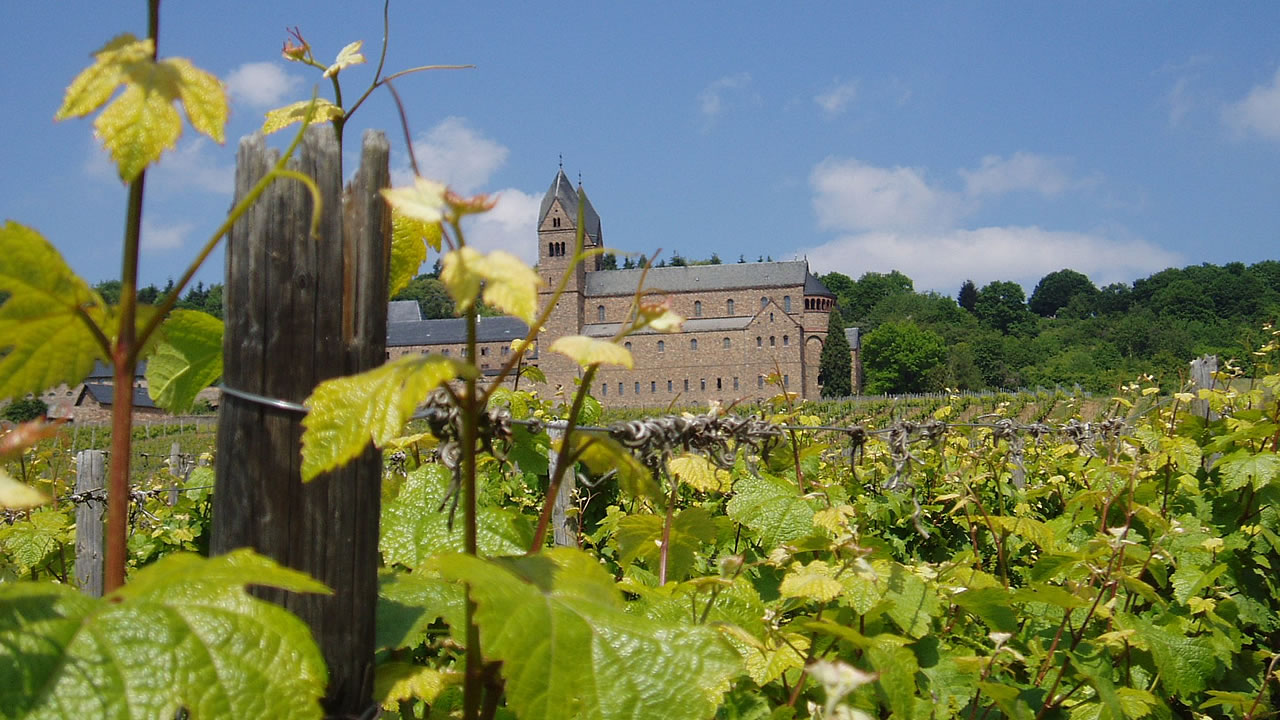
{"left": 818, "top": 308, "right": 852, "bottom": 397}
{"left": 394, "top": 274, "right": 455, "bottom": 318}
{"left": 1029, "top": 269, "right": 1096, "bottom": 318}
{"left": 845, "top": 270, "right": 914, "bottom": 321}
{"left": 975, "top": 280, "right": 1033, "bottom": 333}
{"left": 94, "top": 279, "right": 123, "bottom": 304}
{"left": 708, "top": 252, "right": 722, "bottom": 265}
{"left": 2, "top": 397, "right": 48, "bottom": 424}
{"left": 957, "top": 279, "right": 978, "bottom": 312}
{"left": 860, "top": 320, "right": 946, "bottom": 394}
{"left": 598, "top": 253, "right": 618, "bottom": 271}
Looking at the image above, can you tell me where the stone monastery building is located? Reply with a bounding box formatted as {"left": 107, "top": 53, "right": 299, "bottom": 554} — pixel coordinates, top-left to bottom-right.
{"left": 389, "top": 168, "right": 842, "bottom": 407}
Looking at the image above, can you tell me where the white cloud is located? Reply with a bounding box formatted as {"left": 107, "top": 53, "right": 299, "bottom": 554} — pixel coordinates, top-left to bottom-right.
{"left": 960, "top": 152, "right": 1076, "bottom": 198}
{"left": 804, "top": 227, "right": 1181, "bottom": 294}
{"left": 461, "top": 189, "right": 541, "bottom": 264}
{"left": 815, "top": 81, "right": 857, "bottom": 116}
{"left": 811, "top": 157, "right": 963, "bottom": 232}
{"left": 398, "top": 117, "right": 509, "bottom": 194}
{"left": 141, "top": 218, "right": 193, "bottom": 251}
{"left": 1223, "top": 67, "right": 1280, "bottom": 141}
{"left": 697, "top": 72, "right": 754, "bottom": 126}
{"left": 150, "top": 139, "right": 234, "bottom": 195}
{"left": 225, "top": 62, "right": 302, "bottom": 108}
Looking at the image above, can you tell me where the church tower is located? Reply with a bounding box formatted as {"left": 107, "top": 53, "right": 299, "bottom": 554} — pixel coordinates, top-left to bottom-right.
{"left": 537, "top": 167, "right": 604, "bottom": 386}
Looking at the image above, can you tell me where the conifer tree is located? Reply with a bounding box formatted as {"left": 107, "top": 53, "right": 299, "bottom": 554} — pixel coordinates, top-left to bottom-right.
{"left": 818, "top": 308, "right": 852, "bottom": 397}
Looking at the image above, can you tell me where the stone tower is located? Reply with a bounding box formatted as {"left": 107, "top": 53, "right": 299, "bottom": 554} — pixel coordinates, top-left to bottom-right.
{"left": 536, "top": 168, "right": 604, "bottom": 388}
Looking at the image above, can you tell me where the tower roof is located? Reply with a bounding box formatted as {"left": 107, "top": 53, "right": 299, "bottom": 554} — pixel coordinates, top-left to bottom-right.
{"left": 539, "top": 168, "right": 602, "bottom": 240}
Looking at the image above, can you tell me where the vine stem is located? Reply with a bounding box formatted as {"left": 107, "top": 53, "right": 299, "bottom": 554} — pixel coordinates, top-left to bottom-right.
{"left": 658, "top": 479, "right": 678, "bottom": 585}
{"left": 105, "top": 0, "right": 159, "bottom": 593}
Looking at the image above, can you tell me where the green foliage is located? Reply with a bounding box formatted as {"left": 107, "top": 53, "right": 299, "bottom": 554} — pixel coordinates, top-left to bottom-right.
{"left": 145, "top": 309, "right": 223, "bottom": 413}
{"left": 1, "top": 398, "right": 48, "bottom": 424}
{"left": 957, "top": 278, "right": 978, "bottom": 312}
{"left": 860, "top": 320, "right": 946, "bottom": 394}
{"left": 0, "top": 550, "right": 328, "bottom": 719}
{"left": 975, "top": 279, "right": 1033, "bottom": 334}
{"left": 819, "top": 307, "right": 852, "bottom": 397}
{"left": 1029, "top": 268, "right": 1097, "bottom": 318}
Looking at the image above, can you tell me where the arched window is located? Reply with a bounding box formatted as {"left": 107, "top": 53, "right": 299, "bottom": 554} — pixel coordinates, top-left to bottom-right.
{"left": 553, "top": 217, "right": 561, "bottom": 228}
{"left": 619, "top": 382, "right": 624, "bottom": 395}
{"left": 668, "top": 380, "right": 673, "bottom": 392}
{"left": 783, "top": 335, "right": 789, "bottom": 346}
{"left": 770, "top": 336, "right": 776, "bottom": 347}
{"left": 601, "top": 383, "right": 607, "bottom": 396}
{"left": 723, "top": 337, "right": 731, "bottom": 349}
{"left": 761, "top": 296, "right": 768, "bottom": 309}
{"left": 694, "top": 300, "right": 703, "bottom": 317}
{"left": 700, "top": 379, "right": 706, "bottom": 391}
{"left": 770, "top": 312, "right": 775, "bottom": 322}
{"left": 651, "top": 381, "right": 657, "bottom": 393}
{"left": 691, "top": 338, "right": 698, "bottom": 351}
{"left": 683, "top": 379, "right": 689, "bottom": 392}
{"left": 727, "top": 299, "right": 735, "bottom": 315}
{"left": 733, "top": 377, "right": 739, "bottom": 390}
{"left": 784, "top": 296, "right": 791, "bottom": 312}
{"left": 635, "top": 381, "right": 640, "bottom": 394}
{"left": 658, "top": 340, "right": 665, "bottom": 352}
{"left": 758, "top": 375, "right": 764, "bottom": 388}
{"left": 548, "top": 242, "right": 555, "bottom": 256}
{"left": 624, "top": 341, "right": 632, "bottom": 352}
{"left": 597, "top": 305, "right": 605, "bottom": 322}
{"left": 756, "top": 336, "right": 762, "bottom": 348}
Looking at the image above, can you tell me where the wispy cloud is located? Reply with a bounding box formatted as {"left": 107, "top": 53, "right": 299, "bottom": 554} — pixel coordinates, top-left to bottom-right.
{"left": 697, "top": 72, "right": 755, "bottom": 128}
{"left": 224, "top": 62, "right": 303, "bottom": 109}
{"left": 397, "top": 117, "right": 509, "bottom": 194}
{"left": 141, "top": 218, "right": 194, "bottom": 251}
{"left": 1223, "top": 67, "right": 1280, "bottom": 141}
{"left": 804, "top": 155, "right": 1171, "bottom": 292}
{"left": 814, "top": 80, "right": 857, "bottom": 116}
{"left": 960, "top": 152, "right": 1081, "bottom": 198}
{"left": 463, "top": 189, "right": 541, "bottom": 265}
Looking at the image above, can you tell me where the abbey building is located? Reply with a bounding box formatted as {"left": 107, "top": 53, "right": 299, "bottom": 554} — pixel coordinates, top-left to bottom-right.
{"left": 389, "top": 168, "right": 847, "bottom": 407}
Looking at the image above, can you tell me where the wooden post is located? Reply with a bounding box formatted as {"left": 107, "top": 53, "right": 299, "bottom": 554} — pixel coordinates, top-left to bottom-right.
{"left": 74, "top": 449, "right": 106, "bottom": 597}
{"left": 168, "top": 441, "right": 182, "bottom": 506}
{"left": 213, "top": 127, "right": 389, "bottom": 716}
{"left": 1190, "top": 354, "right": 1218, "bottom": 422}
{"left": 549, "top": 428, "right": 578, "bottom": 547}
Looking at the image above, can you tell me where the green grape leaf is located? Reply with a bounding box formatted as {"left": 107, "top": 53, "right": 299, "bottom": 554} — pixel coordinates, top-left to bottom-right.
{"left": 432, "top": 548, "right": 741, "bottom": 720}
{"left": 56, "top": 34, "right": 228, "bottom": 181}
{"left": 742, "top": 632, "right": 808, "bottom": 686}
{"left": 1116, "top": 614, "right": 1218, "bottom": 697}
{"left": 0, "top": 508, "right": 68, "bottom": 571}
{"left": 0, "top": 550, "right": 328, "bottom": 719}
{"left": 376, "top": 569, "right": 467, "bottom": 650}
{"left": 374, "top": 662, "right": 459, "bottom": 711}
{"left": 262, "top": 98, "right": 345, "bottom": 135}
{"left": 726, "top": 472, "right": 814, "bottom": 548}
{"left": 868, "top": 642, "right": 920, "bottom": 720}
{"left": 388, "top": 211, "right": 440, "bottom": 298}
{"left": 146, "top": 309, "right": 223, "bottom": 413}
{"left": 0, "top": 222, "right": 108, "bottom": 402}
{"left": 779, "top": 560, "right": 844, "bottom": 603}
{"left": 301, "top": 354, "right": 472, "bottom": 481}
{"left": 668, "top": 453, "right": 731, "bottom": 492}
{"left": 881, "top": 561, "right": 940, "bottom": 638}
{"left": 324, "top": 40, "right": 366, "bottom": 78}
{"left": 380, "top": 464, "right": 532, "bottom": 567}
{"left": 1217, "top": 449, "right": 1280, "bottom": 491}
{"left": 0, "top": 470, "right": 50, "bottom": 510}
{"left": 549, "top": 335, "right": 633, "bottom": 369}
{"left": 614, "top": 507, "right": 717, "bottom": 582}
{"left": 437, "top": 246, "right": 541, "bottom": 322}
{"left": 568, "top": 433, "right": 660, "bottom": 500}
{"left": 952, "top": 586, "right": 1018, "bottom": 633}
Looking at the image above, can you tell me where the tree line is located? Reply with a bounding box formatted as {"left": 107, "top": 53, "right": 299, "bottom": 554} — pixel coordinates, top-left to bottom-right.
{"left": 820, "top": 261, "right": 1280, "bottom": 394}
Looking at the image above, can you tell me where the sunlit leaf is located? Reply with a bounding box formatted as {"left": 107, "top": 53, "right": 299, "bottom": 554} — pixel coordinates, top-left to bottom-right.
{"left": 262, "top": 98, "right": 344, "bottom": 135}
{"left": 146, "top": 309, "right": 223, "bottom": 413}
{"left": 614, "top": 507, "right": 717, "bottom": 582}
{"left": 323, "top": 40, "right": 366, "bottom": 78}
{"left": 432, "top": 549, "right": 741, "bottom": 720}
{"left": 167, "top": 58, "right": 227, "bottom": 143}
{"left": 725, "top": 472, "right": 814, "bottom": 548}
{"left": 56, "top": 34, "right": 148, "bottom": 119}
{"left": 0, "top": 550, "right": 328, "bottom": 719}
{"left": 779, "top": 560, "right": 843, "bottom": 603}
{"left": 375, "top": 662, "right": 459, "bottom": 711}
{"left": 0, "top": 470, "right": 50, "bottom": 510}
{"left": 479, "top": 250, "right": 540, "bottom": 323}
{"left": 668, "top": 453, "right": 730, "bottom": 492}
{"left": 301, "top": 354, "right": 471, "bottom": 481}
{"left": 388, "top": 212, "right": 441, "bottom": 298}
{"left": 549, "top": 335, "right": 633, "bottom": 369}
{"left": 0, "top": 222, "right": 107, "bottom": 402}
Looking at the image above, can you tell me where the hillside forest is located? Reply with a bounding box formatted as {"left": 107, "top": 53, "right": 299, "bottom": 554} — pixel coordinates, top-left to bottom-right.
{"left": 97, "top": 259, "right": 1280, "bottom": 395}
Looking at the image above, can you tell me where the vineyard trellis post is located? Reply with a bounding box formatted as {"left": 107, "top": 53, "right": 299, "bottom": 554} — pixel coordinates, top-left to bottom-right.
{"left": 1190, "top": 354, "right": 1218, "bottom": 422}
{"left": 211, "top": 126, "right": 390, "bottom": 716}
{"left": 74, "top": 449, "right": 106, "bottom": 597}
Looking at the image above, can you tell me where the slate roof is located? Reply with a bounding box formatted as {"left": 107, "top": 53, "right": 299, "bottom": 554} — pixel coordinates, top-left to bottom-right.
{"left": 77, "top": 383, "right": 158, "bottom": 409}
{"left": 388, "top": 300, "right": 422, "bottom": 323}
{"left": 584, "top": 260, "right": 834, "bottom": 297}
{"left": 387, "top": 316, "right": 530, "bottom": 346}
{"left": 582, "top": 316, "right": 754, "bottom": 338}
{"left": 88, "top": 360, "right": 146, "bottom": 380}
{"left": 539, "top": 169, "right": 603, "bottom": 241}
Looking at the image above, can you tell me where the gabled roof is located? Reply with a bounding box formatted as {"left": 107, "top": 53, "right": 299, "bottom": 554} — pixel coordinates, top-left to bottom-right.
{"left": 387, "top": 316, "right": 530, "bottom": 347}
{"left": 77, "top": 383, "right": 157, "bottom": 409}
{"left": 584, "top": 260, "right": 821, "bottom": 297}
{"left": 388, "top": 300, "right": 423, "bottom": 323}
{"left": 539, "top": 169, "right": 602, "bottom": 240}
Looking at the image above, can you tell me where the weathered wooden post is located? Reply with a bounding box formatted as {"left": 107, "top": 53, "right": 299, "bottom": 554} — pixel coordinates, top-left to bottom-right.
{"left": 212, "top": 126, "right": 389, "bottom": 716}
{"left": 74, "top": 449, "right": 106, "bottom": 597}
{"left": 1190, "top": 354, "right": 1218, "bottom": 422}
{"left": 549, "top": 428, "right": 578, "bottom": 547}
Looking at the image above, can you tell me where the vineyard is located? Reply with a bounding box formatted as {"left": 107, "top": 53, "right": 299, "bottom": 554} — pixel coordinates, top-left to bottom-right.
{"left": 3, "top": 4, "right": 1280, "bottom": 719}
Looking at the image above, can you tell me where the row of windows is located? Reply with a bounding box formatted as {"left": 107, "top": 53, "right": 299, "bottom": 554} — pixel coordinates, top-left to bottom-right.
{"left": 598, "top": 295, "right": 800, "bottom": 322}
{"left": 416, "top": 345, "right": 510, "bottom": 358}
{"left": 621, "top": 335, "right": 791, "bottom": 353}
{"left": 547, "top": 240, "right": 568, "bottom": 257}
{"left": 600, "top": 374, "right": 789, "bottom": 396}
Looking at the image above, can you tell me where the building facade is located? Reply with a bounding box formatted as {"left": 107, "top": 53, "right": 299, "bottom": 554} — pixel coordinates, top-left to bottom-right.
{"left": 386, "top": 168, "right": 851, "bottom": 407}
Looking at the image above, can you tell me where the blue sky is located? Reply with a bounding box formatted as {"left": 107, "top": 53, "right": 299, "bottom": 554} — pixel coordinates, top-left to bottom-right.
{"left": 3, "top": 3, "right": 1279, "bottom": 295}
